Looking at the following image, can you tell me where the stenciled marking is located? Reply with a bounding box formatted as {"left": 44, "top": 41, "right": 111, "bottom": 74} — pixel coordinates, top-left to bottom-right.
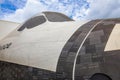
{"left": 0, "top": 42, "right": 12, "bottom": 51}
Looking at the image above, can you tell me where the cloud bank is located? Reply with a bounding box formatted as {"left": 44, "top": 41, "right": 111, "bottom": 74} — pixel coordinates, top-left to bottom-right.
{"left": 85, "top": 0, "right": 120, "bottom": 19}
{"left": 0, "top": 0, "right": 88, "bottom": 22}
{"left": 1, "top": 0, "right": 120, "bottom": 22}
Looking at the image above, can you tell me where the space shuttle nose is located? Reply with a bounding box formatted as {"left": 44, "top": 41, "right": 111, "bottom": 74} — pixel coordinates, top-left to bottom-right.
{"left": 0, "top": 12, "right": 120, "bottom": 80}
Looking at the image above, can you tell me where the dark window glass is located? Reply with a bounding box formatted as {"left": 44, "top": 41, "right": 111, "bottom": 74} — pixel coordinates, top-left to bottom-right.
{"left": 18, "top": 16, "right": 46, "bottom": 31}
{"left": 43, "top": 12, "right": 74, "bottom": 22}
{"left": 90, "top": 73, "right": 112, "bottom": 80}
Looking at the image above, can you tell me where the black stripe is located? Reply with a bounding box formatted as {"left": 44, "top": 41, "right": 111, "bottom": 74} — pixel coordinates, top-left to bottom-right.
{"left": 56, "top": 20, "right": 101, "bottom": 79}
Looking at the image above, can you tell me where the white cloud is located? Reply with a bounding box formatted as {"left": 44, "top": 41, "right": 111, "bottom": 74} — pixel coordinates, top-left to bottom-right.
{"left": 1, "top": 0, "right": 87, "bottom": 22}
{"left": 0, "top": 0, "right": 4, "bottom": 3}
{"left": 84, "top": 0, "right": 120, "bottom": 19}
{"left": 2, "top": 0, "right": 47, "bottom": 22}
{"left": 1, "top": 0, "right": 120, "bottom": 22}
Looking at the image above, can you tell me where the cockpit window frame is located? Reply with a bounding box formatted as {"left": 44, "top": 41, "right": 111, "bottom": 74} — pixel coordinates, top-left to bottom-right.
{"left": 18, "top": 12, "right": 74, "bottom": 31}
{"left": 43, "top": 12, "right": 74, "bottom": 22}
{"left": 18, "top": 15, "right": 46, "bottom": 31}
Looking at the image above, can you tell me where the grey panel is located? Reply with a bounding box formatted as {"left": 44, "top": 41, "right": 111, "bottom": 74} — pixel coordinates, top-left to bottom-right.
{"left": 56, "top": 20, "right": 101, "bottom": 80}
{"left": 43, "top": 12, "right": 74, "bottom": 22}
{"left": 56, "top": 18, "right": 120, "bottom": 80}
{"left": 75, "top": 19, "right": 120, "bottom": 80}
{"left": 18, "top": 16, "right": 46, "bottom": 31}
{"left": 0, "top": 61, "right": 55, "bottom": 80}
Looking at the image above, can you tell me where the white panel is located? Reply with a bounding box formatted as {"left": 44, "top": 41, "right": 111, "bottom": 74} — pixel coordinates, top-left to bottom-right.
{"left": 105, "top": 24, "right": 120, "bottom": 51}
{"left": 0, "top": 21, "right": 89, "bottom": 71}
{"left": 0, "top": 20, "right": 20, "bottom": 41}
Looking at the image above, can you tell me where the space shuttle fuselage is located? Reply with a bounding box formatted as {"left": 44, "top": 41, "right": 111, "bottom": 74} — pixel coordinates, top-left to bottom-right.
{"left": 0, "top": 12, "right": 120, "bottom": 80}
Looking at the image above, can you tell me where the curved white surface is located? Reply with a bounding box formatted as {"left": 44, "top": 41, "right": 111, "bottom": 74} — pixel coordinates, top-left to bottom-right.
{"left": 0, "top": 20, "right": 20, "bottom": 41}
{"left": 105, "top": 24, "right": 120, "bottom": 51}
{"left": 0, "top": 21, "right": 89, "bottom": 71}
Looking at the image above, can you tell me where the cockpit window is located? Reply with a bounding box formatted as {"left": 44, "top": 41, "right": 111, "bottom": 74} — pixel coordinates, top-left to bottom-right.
{"left": 18, "top": 16, "right": 46, "bottom": 31}
{"left": 18, "top": 12, "right": 74, "bottom": 31}
{"left": 43, "top": 12, "right": 74, "bottom": 22}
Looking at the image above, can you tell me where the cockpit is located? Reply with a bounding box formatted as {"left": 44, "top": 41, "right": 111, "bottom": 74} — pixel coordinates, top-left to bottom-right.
{"left": 18, "top": 12, "right": 74, "bottom": 31}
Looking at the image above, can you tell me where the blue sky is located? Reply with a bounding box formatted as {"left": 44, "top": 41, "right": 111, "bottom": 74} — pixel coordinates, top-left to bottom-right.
{"left": 0, "top": 0, "right": 120, "bottom": 22}
{"left": 0, "top": 0, "right": 26, "bottom": 12}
